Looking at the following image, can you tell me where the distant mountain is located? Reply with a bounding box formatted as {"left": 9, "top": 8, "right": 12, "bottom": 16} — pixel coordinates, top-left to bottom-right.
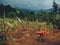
{"left": 45, "top": 8, "right": 53, "bottom": 12}
{"left": 20, "top": 9, "right": 40, "bottom": 14}
{"left": 20, "top": 8, "right": 53, "bottom": 14}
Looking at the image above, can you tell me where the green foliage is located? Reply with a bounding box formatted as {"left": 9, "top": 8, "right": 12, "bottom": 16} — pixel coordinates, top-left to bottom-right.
{"left": 56, "top": 14, "right": 60, "bottom": 20}
{"left": 0, "top": 42, "right": 7, "bottom": 45}
{"left": 7, "top": 34, "right": 12, "bottom": 40}
{"left": 0, "top": 28, "right": 5, "bottom": 32}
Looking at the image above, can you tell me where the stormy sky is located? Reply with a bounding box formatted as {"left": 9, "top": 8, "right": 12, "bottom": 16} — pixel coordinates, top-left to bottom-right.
{"left": 0, "top": 0, "right": 60, "bottom": 10}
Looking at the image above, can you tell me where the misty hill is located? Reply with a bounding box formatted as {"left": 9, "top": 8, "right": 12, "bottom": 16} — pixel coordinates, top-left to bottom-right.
{"left": 20, "top": 8, "right": 53, "bottom": 14}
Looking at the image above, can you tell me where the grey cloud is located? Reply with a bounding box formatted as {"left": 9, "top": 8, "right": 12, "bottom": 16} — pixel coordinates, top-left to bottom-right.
{"left": 0, "top": 0, "right": 60, "bottom": 10}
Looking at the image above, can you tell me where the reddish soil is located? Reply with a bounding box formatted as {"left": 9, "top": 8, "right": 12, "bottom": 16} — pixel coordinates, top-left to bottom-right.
{"left": 0, "top": 25, "right": 60, "bottom": 45}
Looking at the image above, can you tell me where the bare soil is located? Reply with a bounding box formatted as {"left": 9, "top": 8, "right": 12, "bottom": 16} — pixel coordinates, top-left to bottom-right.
{"left": 0, "top": 25, "right": 60, "bottom": 45}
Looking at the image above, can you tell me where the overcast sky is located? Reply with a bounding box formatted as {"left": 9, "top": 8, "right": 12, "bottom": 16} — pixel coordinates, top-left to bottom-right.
{"left": 0, "top": 0, "right": 60, "bottom": 10}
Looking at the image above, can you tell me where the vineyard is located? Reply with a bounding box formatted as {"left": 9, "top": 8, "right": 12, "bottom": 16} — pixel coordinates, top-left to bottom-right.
{"left": 0, "top": 18, "right": 60, "bottom": 45}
